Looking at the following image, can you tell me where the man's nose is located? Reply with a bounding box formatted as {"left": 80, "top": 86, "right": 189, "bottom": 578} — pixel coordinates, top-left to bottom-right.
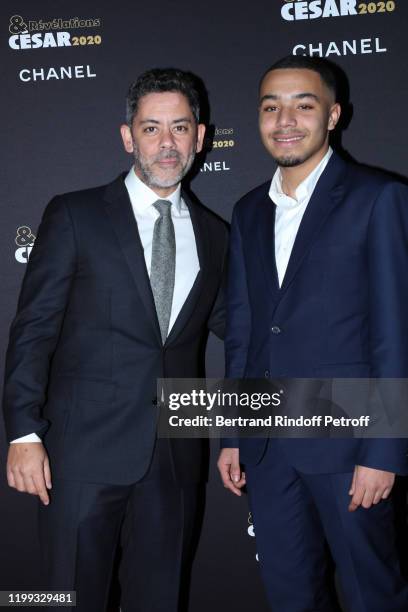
{"left": 276, "top": 107, "right": 297, "bottom": 128}
{"left": 159, "top": 127, "right": 176, "bottom": 148}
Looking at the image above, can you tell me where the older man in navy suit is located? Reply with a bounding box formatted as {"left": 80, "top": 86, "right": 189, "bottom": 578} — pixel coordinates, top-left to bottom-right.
{"left": 4, "top": 68, "right": 228, "bottom": 611}
{"left": 218, "top": 56, "right": 408, "bottom": 611}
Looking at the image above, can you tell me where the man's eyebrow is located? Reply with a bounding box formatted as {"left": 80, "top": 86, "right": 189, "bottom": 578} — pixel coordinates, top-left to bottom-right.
{"left": 140, "top": 119, "right": 160, "bottom": 125}
{"left": 293, "top": 93, "right": 320, "bottom": 102}
{"left": 259, "top": 92, "right": 320, "bottom": 104}
{"left": 172, "top": 117, "right": 193, "bottom": 124}
{"left": 139, "top": 117, "right": 193, "bottom": 124}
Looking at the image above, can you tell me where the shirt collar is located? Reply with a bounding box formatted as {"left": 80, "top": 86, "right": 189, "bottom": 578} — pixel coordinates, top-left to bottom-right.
{"left": 269, "top": 146, "right": 333, "bottom": 209}
{"left": 124, "top": 167, "right": 182, "bottom": 215}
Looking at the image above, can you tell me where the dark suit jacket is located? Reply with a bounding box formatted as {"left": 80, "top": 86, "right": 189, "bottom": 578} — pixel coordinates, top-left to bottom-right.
{"left": 3, "top": 174, "right": 228, "bottom": 485}
{"left": 224, "top": 151, "right": 408, "bottom": 474}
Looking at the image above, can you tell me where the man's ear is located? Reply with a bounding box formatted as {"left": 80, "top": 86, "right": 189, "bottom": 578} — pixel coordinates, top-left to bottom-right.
{"left": 195, "top": 123, "right": 206, "bottom": 153}
{"left": 120, "top": 124, "right": 134, "bottom": 153}
{"left": 328, "top": 103, "right": 341, "bottom": 132}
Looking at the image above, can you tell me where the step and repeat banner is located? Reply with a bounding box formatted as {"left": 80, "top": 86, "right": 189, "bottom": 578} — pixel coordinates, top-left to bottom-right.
{"left": 1, "top": 1, "right": 407, "bottom": 610}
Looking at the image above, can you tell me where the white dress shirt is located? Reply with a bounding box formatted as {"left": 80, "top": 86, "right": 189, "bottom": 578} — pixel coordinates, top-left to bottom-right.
{"left": 12, "top": 168, "right": 199, "bottom": 444}
{"left": 270, "top": 147, "right": 333, "bottom": 286}
{"left": 124, "top": 167, "right": 200, "bottom": 330}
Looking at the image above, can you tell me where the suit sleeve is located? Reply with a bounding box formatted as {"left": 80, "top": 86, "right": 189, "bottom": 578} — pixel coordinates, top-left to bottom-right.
{"left": 224, "top": 207, "right": 251, "bottom": 378}
{"left": 2, "top": 196, "right": 77, "bottom": 442}
{"left": 357, "top": 181, "right": 408, "bottom": 473}
{"left": 207, "top": 224, "right": 229, "bottom": 340}
{"left": 222, "top": 207, "right": 252, "bottom": 449}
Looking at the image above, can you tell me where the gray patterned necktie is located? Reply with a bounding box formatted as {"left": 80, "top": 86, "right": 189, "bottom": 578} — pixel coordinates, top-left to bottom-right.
{"left": 150, "top": 199, "right": 176, "bottom": 343}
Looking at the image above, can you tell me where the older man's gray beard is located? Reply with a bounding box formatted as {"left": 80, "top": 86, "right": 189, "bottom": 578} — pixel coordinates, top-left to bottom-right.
{"left": 132, "top": 143, "right": 196, "bottom": 189}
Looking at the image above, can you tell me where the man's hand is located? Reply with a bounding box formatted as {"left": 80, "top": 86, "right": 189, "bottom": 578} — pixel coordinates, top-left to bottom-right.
{"left": 217, "top": 448, "right": 246, "bottom": 496}
{"left": 7, "top": 443, "right": 52, "bottom": 506}
{"left": 348, "top": 465, "right": 395, "bottom": 512}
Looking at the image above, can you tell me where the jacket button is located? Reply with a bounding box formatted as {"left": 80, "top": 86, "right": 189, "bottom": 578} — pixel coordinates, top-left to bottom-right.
{"left": 264, "top": 370, "right": 270, "bottom": 378}
{"left": 152, "top": 397, "right": 157, "bottom": 406}
{"left": 271, "top": 326, "right": 281, "bottom": 334}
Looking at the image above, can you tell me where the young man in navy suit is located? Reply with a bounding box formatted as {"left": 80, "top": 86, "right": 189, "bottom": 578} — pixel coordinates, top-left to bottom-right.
{"left": 218, "top": 56, "right": 408, "bottom": 611}
{"left": 3, "top": 68, "right": 228, "bottom": 611}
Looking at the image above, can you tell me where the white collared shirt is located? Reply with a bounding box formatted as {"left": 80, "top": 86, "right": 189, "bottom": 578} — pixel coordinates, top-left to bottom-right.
{"left": 11, "top": 168, "right": 199, "bottom": 445}
{"left": 124, "top": 168, "right": 199, "bottom": 332}
{"left": 270, "top": 147, "right": 333, "bottom": 286}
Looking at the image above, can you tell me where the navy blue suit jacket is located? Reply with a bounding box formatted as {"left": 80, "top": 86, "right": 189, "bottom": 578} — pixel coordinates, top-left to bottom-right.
{"left": 224, "top": 152, "right": 408, "bottom": 474}
{"left": 3, "top": 175, "right": 228, "bottom": 485}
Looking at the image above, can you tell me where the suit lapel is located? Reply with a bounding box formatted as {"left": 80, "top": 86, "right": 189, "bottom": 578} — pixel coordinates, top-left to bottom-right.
{"left": 165, "top": 191, "right": 208, "bottom": 345}
{"left": 279, "top": 152, "right": 347, "bottom": 294}
{"left": 258, "top": 195, "right": 280, "bottom": 297}
{"left": 104, "top": 175, "right": 162, "bottom": 344}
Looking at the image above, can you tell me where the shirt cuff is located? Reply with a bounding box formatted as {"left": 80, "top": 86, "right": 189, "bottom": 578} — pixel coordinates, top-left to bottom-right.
{"left": 10, "top": 433, "right": 42, "bottom": 443}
